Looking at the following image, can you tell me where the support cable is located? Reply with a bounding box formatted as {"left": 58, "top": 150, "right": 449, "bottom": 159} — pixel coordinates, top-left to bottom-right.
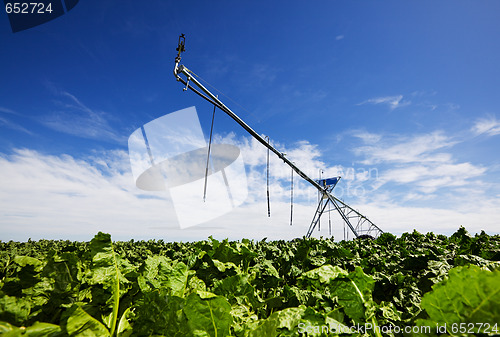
{"left": 203, "top": 102, "right": 217, "bottom": 202}
{"left": 184, "top": 70, "right": 262, "bottom": 124}
{"left": 266, "top": 136, "right": 271, "bottom": 217}
{"left": 290, "top": 165, "right": 293, "bottom": 226}
{"left": 328, "top": 197, "right": 332, "bottom": 236}
{"left": 318, "top": 170, "right": 323, "bottom": 232}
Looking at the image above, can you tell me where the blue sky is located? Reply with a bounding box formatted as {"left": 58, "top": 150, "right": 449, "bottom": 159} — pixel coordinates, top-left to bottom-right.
{"left": 1, "top": 0, "right": 500, "bottom": 241}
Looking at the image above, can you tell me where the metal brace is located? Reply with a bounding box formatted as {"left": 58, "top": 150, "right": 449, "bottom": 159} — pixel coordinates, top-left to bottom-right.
{"left": 183, "top": 76, "right": 191, "bottom": 91}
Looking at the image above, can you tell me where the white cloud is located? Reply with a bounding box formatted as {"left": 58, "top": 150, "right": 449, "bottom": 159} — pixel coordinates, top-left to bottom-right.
{"left": 0, "top": 106, "right": 33, "bottom": 135}
{"left": 0, "top": 129, "right": 498, "bottom": 242}
{"left": 378, "top": 162, "right": 485, "bottom": 193}
{"left": 351, "top": 131, "right": 382, "bottom": 144}
{"left": 0, "top": 140, "right": 331, "bottom": 241}
{"left": 359, "top": 201, "right": 500, "bottom": 237}
{"left": 351, "top": 130, "right": 488, "bottom": 200}
{"left": 353, "top": 131, "right": 456, "bottom": 165}
{"left": 229, "top": 134, "right": 326, "bottom": 182}
{"left": 358, "top": 95, "right": 410, "bottom": 110}
{"left": 42, "top": 90, "right": 126, "bottom": 143}
{"left": 335, "top": 35, "right": 344, "bottom": 41}
{"left": 472, "top": 115, "right": 500, "bottom": 136}
{"left": 0, "top": 116, "right": 33, "bottom": 135}
{"left": 0, "top": 148, "right": 177, "bottom": 241}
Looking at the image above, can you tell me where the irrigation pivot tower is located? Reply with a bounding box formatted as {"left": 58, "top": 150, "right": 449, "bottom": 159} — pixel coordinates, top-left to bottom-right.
{"left": 173, "top": 34, "right": 383, "bottom": 239}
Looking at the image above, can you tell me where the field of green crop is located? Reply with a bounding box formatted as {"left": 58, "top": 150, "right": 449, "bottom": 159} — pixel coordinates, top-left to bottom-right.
{"left": 1, "top": 227, "right": 499, "bottom": 336}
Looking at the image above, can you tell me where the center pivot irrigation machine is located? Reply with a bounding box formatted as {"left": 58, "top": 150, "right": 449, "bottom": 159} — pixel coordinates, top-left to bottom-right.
{"left": 173, "top": 34, "right": 383, "bottom": 239}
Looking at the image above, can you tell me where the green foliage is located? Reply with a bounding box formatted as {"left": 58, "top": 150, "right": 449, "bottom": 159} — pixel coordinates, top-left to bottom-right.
{"left": 0, "top": 227, "right": 499, "bottom": 336}
{"left": 64, "top": 305, "right": 110, "bottom": 337}
{"left": 417, "top": 265, "right": 500, "bottom": 335}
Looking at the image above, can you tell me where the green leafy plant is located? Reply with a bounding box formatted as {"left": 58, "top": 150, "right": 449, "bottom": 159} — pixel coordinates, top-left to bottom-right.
{"left": 417, "top": 265, "right": 500, "bottom": 335}
{"left": 0, "top": 227, "right": 499, "bottom": 336}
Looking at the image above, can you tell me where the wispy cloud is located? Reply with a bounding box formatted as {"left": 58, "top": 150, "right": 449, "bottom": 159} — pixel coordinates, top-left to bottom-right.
{"left": 352, "top": 131, "right": 456, "bottom": 165}
{"left": 0, "top": 106, "right": 33, "bottom": 135}
{"left": 42, "top": 90, "right": 125, "bottom": 143}
{"left": 472, "top": 115, "right": 500, "bottom": 136}
{"left": 378, "top": 162, "right": 485, "bottom": 194}
{"left": 358, "top": 95, "right": 410, "bottom": 110}
{"left": 407, "top": 91, "right": 460, "bottom": 112}
{"left": 351, "top": 131, "right": 382, "bottom": 144}
{"left": 0, "top": 106, "right": 18, "bottom": 115}
{"left": 248, "top": 63, "right": 277, "bottom": 86}
{"left": 335, "top": 35, "right": 344, "bottom": 41}
{"left": 351, "top": 130, "right": 486, "bottom": 196}
{"left": 0, "top": 116, "right": 33, "bottom": 135}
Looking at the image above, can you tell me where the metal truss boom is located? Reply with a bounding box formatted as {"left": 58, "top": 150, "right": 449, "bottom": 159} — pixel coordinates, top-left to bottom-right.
{"left": 173, "top": 35, "right": 383, "bottom": 239}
